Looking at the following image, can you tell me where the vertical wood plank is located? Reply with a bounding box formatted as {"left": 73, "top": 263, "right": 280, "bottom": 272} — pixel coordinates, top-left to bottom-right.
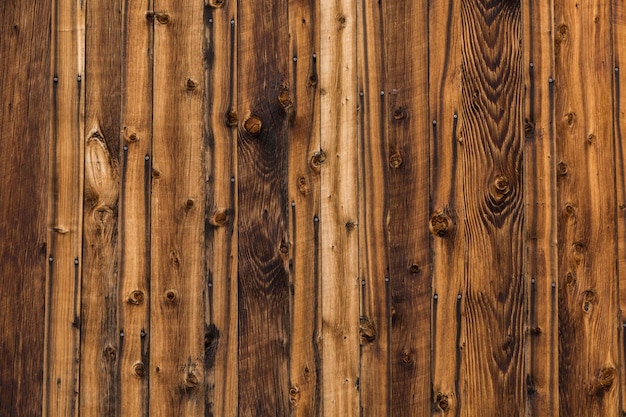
{"left": 80, "top": 0, "right": 123, "bottom": 414}
{"left": 236, "top": 0, "right": 291, "bottom": 415}
{"left": 431, "top": 1, "right": 526, "bottom": 416}
{"left": 523, "top": 0, "right": 559, "bottom": 415}
{"left": 320, "top": 0, "right": 360, "bottom": 415}
{"left": 119, "top": 0, "right": 153, "bottom": 414}
{"left": 203, "top": 0, "right": 238, "bottom": 416}
{"left": 287, "top": 0, "right": 322, "bottom": 416}
{"left": 0, "top": 1, "right": 50, "bottom": 415}
{"left": 382, "top": 1, "right": 431, "bottom": 416}
{"left": 150, "top": 1, "right": 206, "bottom": 415}
{"left": 555, "top": 1, "right": 620, "bottom": 415}
{"left": 45, "top": 0, "right": 85, "bottom": 415}
{"left": 356, "top": 1, "right": 389, "bottom": 416}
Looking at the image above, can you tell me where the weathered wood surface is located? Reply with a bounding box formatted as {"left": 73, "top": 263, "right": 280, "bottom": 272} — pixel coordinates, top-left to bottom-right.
{"left": 3, "top": 1, "right": 626, "bottom": 416}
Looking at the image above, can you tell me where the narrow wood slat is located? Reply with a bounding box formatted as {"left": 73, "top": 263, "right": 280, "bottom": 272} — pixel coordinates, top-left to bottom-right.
{"left": 431, "top": 1, "right": 526, "bottom": 415}
{"left": 356, "top": 1, "right": 389, "bottom": 415}
{"left": 555, "top": 1, "right": 620, "bottom": 415}
{"left": 118, "top": 0, "right": 153, "bottom": 414}
{"left": 150, "top": 1, "right": 206, "bottom": 415}
{"left": 523, "top": 0, "right": 559, "bottom": 415}
{"left": 45, "top": 0, "right": 86, "bottom": 415}
{"left": 236, "top": 0, "right": 291, "bottom": 415}
{"left": 382, "top": 1, "right": 431, "bottom": 416}
{"left": 204, "top": 1, "right": 238, "bottom": 417}
{"left": 287, "top": 0, "right": 323, "bottom": 415}
{"left": 79, "top": 0, "right": 123, "bottom": 414}
{"left": 0, "top": 1, "right": 50, "bottom": 415}
{"left": 320, "top": 0, "right": 360, "bottom": 416}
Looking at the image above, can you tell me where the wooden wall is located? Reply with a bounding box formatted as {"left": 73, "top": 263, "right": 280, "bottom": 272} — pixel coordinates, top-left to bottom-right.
{"left": 1, "top": 0, "right": 626, "bottom": 416}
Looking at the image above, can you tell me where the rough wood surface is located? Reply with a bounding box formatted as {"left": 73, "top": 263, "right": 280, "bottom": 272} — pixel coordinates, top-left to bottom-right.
{"left": 150, "top": 2, "right": 206, "bottom": 415}
{"left": 523, "top": 0, "right": 559, "bottom": 415}
{"left": 0, "top": 1, "right": 50, "bottom": 415}
{"left": 555, "top": 1, "right": 620, "bottom": 416}
{"left": 45, "top": 0, "right": 86, "bottom": 415}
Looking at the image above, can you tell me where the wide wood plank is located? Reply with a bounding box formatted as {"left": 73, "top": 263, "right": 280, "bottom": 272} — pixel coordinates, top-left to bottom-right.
{"left": 0, "top": 1, "right": 50, "bottom": 415}
{"left": 522, "top": 0, "right": 559, "bottom": 415}
{"left": 203, "top": 1, "right": 238, "bottom": 416}
{"left": 320, "top": 0, "right": 360, "bottom": 416}
{"left": 150, "top": 1, "right": 206, "bottom": 415}
{"left": 555, "top": 1, "right": 620, "bottom": 415}
{"left": 44, "top": 0, "right": 86, "bottom": 415}
{"left": 287, "top": 0, "right": 322, "bottom": 416}
{"left": 236, "top": 0, "right": 291, "bottom": 415}
{"left": 118, "top": 0, "right": 153, "bottom": 414}
{"left": 431, "top": 1, "right": 526, "bottom": 415}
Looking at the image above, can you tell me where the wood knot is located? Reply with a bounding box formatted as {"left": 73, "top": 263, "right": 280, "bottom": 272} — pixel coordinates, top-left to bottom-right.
{"left": 184, "top": 198, "right": 195, "bottom": 210}
{"left": 310, "top": 150, "right": 327, "bottom": 172}
{"left": 297, "top": 176, "right": 308, "bottom": 194}
{"left": 184, "top": 371, "right": 199, "bottom": 389}
{"left": 389, "top": 151, "right": 403, "bottom": 169}
{"left": 557, "top": 161, "right": 568, "bottom": 176}
{"left": 359, "top": 316, "right": 376, "bottom": 345}
{"left": 430, "top": 212, "right": 452, "bottom": 237}
{"left": 436, "top": 393, "right": 450, "bottom": 411}
{"left": 186, "top": 78, "right": 198, "bottom": 91}
{"left": 278, "top": 88, "right": 292, "bottom": 109}
{"left": 393, "top": 107, "right": 407, "bottom": 121}
{"left": 289, "top": 385, "right": 300, "bottom": 404}
{"left": 587, "top": 133, "right": 596, "bottom": 144}
{"left": 155, "top": 11, "right": 170, "bottom": 24}
{"left": 208, "top": 0, "right": 224, "bottom": 7}
{"left": 401, "top": 350, "right": 413, "bottom": 364}
{"left": 565, "top": 271, "right": 576, "bottom": 286}
{"left": 225, "top": 109, "right": 238, "bottom": 127}
{"left": 524, "top": 121, "right": 535, "bottom": 137}
{"left": 590, "top": 367, "right": 616, "bottom": 396}
{"left": 337, "top": 13, "right": 347, "bottom": 28}
{"left": 279, "top": 242, "right": 290, "bottom": 255}
{"left": 210, "top": 209, "right": 228, "bottom": 227}
{"left": 345, "top": 221, "right": 356, "bottom": 231}
{"left": 165, "top": 289, "right": 178, "bottom": 303}
{"left": 565, "top": 111, "right": 576, "bottom": 128}
{"left": 127, "top": 290, "right": 145, "bottom": 305}
{"left": 409, "top": 264, "right": 420, "bottom": 274}
{"left": 308, "top": 74, "right": 318, "bottom": 87}
{"left": 558, "top": 24, "right": 569, "bottom": 40}
{"left": 494, "top": 175, "right": 510, "bottom": 195}
{"left": 581, "top": 289, "right": 597, "bottom": 313}
{"left": 104, "top": 345, "right": 117, "bottom": 361}
{"left": 133, "top": 362, "right": 146, "bottom": 378}
{"left": 243, "top": 115, "right": 262, "bottom": 134}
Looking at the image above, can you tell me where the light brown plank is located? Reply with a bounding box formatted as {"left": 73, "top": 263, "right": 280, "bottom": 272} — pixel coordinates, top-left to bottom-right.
{"left": 118, "top": 0, "right": 153, "bottom": 414}
{"left": 150, "top": 1, "right": 206, "bottom": 415}
{"left": 44, "top": 0, "right": 85, "bottom": 415}
{"left": 522, "top": 0, "right": 559, "bottom": 415}
{"left": 320, "top": 0, "right": 360, "bottom": 416}
{"left": 287, "top": 0, "right": 322, "bottom": 415}
{"left": 0, "top": 1, "right": 50, "bottom": 414}
{"left": 555, "top": 1, "right": 620, "bottom": 415}
{"left": 203, "top": 1, "right": 238, "bottom": 416}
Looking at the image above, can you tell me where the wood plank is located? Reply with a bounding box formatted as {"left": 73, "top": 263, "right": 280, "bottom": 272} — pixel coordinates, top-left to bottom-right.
{"left": 431, "top": 1, "right": 526, "bottom": 415}
{"left": 118, "top": 0, "right": 153, "bottom": 414}
{"left": 79, "top": 0, "right": 123, "bottom": 414}
{"left": 287, "top": 0, "right": 322, "bottom": 416}
{"left": 236, "top": 0, "right": 291, "bottom": 415}
{"left": 319, "top": 0, "right": 360, "bottom": 415}
{"left": 203, "top": 1, "right": 238, "bottom": 416}
{"left": 44, "top": 0, "right": 86, "bottom": 415}
{"left": 555, "top": 1, "right": 620, "bottom": 415}
{"left": 0, "top": 1, "right": 50, "bottom": 415}
{"left": 382, "top": 1, "right": 431, "bottom": 416}
{"left": 356, "top": 1, "right": 389, "bottom": 416}
{"left": 522, "top": 0, "right": 559, "bottom": 415}
{"left": 150, "top": 1, "right": 206, "bottom": 415}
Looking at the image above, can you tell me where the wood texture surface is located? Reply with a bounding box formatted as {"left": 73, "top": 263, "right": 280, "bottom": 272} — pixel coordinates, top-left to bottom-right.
{"left": 0, "top": 1, "right": 50, "bottom": 415}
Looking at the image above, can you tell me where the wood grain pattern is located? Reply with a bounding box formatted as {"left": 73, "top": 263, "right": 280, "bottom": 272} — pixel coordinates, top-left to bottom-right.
{"left": 45, "top": 0, "right": 86, "bottom": 415}
{"left": 431, "top": 1, "right": 525, "bottom": 416}
{"left": 80, "top": 0, "right": 122, "bottom": 414}
{"left": 150, "top": 1, "right": 206, "bottom": 415}
{"left": 236, "top": 0, "right": 291, "bottom": 416}
{"left": 0, "top": 1, "right": 50, "bottom": 415}
{"left": 523, "top": 0, "right": 559, "bottom": 415}
{"left": 203, "top": 1, "right": 238, "bottom": 417}
{"left": 555, "top": 1, "right": 620, "bottom": 416}
{"left": 119, "top": 0, "right": 153, "bottom": 414}
{"left": 287, "top": 0, "right": 322, "bottom": 416}
{"left": 320, "top": 1, "right": 360, "bottom": 416}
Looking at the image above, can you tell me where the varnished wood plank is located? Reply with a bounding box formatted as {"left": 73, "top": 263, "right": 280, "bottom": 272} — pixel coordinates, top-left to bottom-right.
{"left": 236, "top": 0, "right": 291, "bottom": 415}
{"left": 203, "top": 1, "right": 238, "bottom": 416}
{"left": 320, "top": 0, "right": 360, "bottom": 415}
{"left": 356, "top": 1, "right": 389, "bottom": 416}
{"left": 522, "top": 0, "right": 559, "bottom": 415}
{"left": 118, "top": 0, "right": 153, "bottom": 414}
{"left": 44, "top": 0, "right": 86, "bottom": 415}
{"left": 287, "top": 0, "right": 322, "bottom": 416}
{"left": 150, "top": 2, "right": 206, "bottom": 416}
{"left": 382, "top": 1, "right": 431, "bottom": 416}
{"left": 0, "top": 1, "right": 50, "bottom": 415}
{"left": 79, "top": 0, "right": 123, "bottom": 414}
{"left": 431, "top": 1, "right": 526, "bottom": 416}
{"left": 555, "top": 1, "right": 620, "bottom": 415}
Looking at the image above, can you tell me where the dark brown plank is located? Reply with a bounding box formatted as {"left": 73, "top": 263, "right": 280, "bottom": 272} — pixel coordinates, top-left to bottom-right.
{"left": 236, "top": 0, "right": 291, "bottom": 415}
{"left": 555, "top": 1, "right": 620, "bottom": 415}
{"left": 0, "top": 1, "right": 50, "bottom": 415}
